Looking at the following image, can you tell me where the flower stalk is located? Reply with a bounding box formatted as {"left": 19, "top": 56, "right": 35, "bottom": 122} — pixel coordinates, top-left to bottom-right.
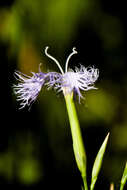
{"left": 64, "top": 92, "right": 88, "bottom": 190}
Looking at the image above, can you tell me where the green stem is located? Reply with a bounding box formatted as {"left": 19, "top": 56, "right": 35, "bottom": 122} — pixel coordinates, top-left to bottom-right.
{"left": 64, "top": 93, "right": 88, "bottom": 190}
{"left": 82, "top": 175, "right": 89, "bottom": 190}
{"left": 120, "top": 185, "right": 123, "bottom": 190}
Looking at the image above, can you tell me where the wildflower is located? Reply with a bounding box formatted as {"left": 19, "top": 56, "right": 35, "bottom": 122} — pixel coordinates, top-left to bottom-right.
{"left": 13, "top": 47, "right": 99, "bottom": 108}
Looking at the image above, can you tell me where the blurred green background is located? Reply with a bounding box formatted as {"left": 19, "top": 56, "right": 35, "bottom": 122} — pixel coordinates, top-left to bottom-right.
{"left": 0, "top": 0, "right": 127, "bottom": 189}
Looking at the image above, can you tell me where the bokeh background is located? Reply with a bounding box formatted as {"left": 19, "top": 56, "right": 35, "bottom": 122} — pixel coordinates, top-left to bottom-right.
{"left": 0, "top": 0, "right": 127, "bottom": 189}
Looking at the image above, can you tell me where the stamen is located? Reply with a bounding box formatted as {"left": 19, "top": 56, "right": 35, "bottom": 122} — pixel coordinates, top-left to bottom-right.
{"left": 45, "top": 46, "right": 64, "bottom": 74}
{"left": 65, "top": 47, "right": 78, "bottom": 73}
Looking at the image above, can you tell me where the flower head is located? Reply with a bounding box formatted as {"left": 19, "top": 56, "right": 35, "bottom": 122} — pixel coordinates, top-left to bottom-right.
{"left": 62, "top": 66, "right": 98, "bottom": 101}
{"left": 13, "top": 47, "right": 99, "bottom": 108}
{"left": 44, "top": 46, "right": 99, "bottom": 102}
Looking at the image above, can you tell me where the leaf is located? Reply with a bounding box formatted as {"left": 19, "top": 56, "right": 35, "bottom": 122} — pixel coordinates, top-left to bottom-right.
{"left": 120, "top": 162, "right": 127, "bottom": 190}
{"left": 90, "top": 133, "right": 110, "bottom": 190}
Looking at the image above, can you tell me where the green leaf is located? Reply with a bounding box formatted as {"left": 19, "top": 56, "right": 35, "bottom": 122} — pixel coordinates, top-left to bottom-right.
{"left": 90, "top": 133, "right": 110, "bottom": 190}
{"left": 120, "top": 162, "right": 127, "bottom": 190}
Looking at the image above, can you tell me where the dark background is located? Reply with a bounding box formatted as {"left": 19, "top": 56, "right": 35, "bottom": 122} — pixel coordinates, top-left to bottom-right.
{"left": 0, "top": 0, "right": 127, "bottom": 189}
